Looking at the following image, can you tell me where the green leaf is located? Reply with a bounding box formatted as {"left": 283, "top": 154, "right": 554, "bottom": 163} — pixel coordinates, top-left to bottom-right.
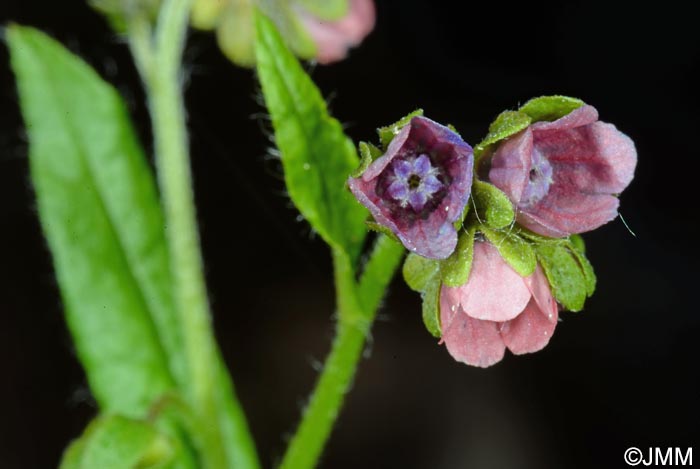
{"left": 351, "top": 141, "right": 383, "bottom": 178}
{"left": 518, "top": 95, "right": 585, "bottom": 123}
{"left": 421, "top": 277, "right": 442, "bottom": 338}
{"left": 440, "top": 227, "right": 475, "bottom": 287}
{"left": 60, "top": 415, "right": 174, "bottom": 469}
{"left": 481, "top": 227, "right": 536, "bottom": 277}
{"left": 474, "top": 110, "right": 531, "bottom": 158}
{"left": 295, "top": 0, "right": 349, "bottom": 20}
{"left": 255, "top": 13, "right": 368, "bottom": 259}
{"left": 403, "top": 253, "right": 440, "bottom": 292}
{"left": 377, "top": 109, "right": 424, "bottom": 149}
{"left": 472, "top": 179, "right": 515, "bottom": 229}
{"left": 8, "top": 26, "right": 185, "bottom": 416}
{"left": 535, "top": 243, "right": 588, "bottom": 312}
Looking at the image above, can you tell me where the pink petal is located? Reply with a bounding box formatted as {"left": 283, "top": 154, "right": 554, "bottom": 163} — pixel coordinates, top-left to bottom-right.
{"left": 500, "top": 297, "right": 558, "bottom": 355}
{"left": 530, "top": 105, "right": 599, "bottom": 132}
{"left": 524, "top": 265, "right": 558, "bottom": 321}
{"left": 488, "top": 128, "right": 533, "bottom": 203}
{"left": 518, "top": 189, "right": 620, "bottom": 237}
{"left": 440, "top": 289, "right": 506, "bottom": 368}
{"left": 536, "top": 122, "right": 636, "bottom": 195}
{"left": 299, "top": 0, "right": 376, "bottom": 64}
{"left": 457, "top": 242, "right": 531, "bottom": 322}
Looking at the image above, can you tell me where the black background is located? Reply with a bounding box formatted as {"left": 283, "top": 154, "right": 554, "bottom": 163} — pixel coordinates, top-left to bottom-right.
{"left": 1, "top": 1, "right": 698, "bottom": 468}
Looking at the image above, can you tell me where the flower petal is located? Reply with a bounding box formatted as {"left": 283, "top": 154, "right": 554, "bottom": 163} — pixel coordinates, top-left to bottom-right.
{"left": 518, "top": 189, "right": 620, "bottom": 237}
{"left": 413, "top": 153, "right": 432, "bottom": 176}
{"left": 524, "top": 265, "right": 558, "bottom": 321}
{"left": 440, "top": 289, "right": 506, "bottom": 368}
{"left": 298, "top": 0, "right": 376, "bottom": 64}
{"left": 500, "top": 297, "right": 558, "bottom": 355}
{"left": 457, "top": 242, "right": 531, "bottom": 322}
{"left": 530, "top": 104, "right": 598, "bottom": 132}
{"left": 488, "top": 128, "right": 533, "bottom": 203}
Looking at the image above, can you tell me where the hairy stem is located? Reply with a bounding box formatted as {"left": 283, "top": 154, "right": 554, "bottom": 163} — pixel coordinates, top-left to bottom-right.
{"left": 279, "top": 236, "right": 404, "bottom": 469}
{"left": 128, "top": 1, "right": 260, "bottom": 467}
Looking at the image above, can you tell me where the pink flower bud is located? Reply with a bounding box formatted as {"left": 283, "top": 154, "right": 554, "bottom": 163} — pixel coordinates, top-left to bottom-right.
{"left": 440, "top": 241, "right": 558, "bottom": 367}
{"left": 488, "top": 105, "right": 637, "bottom": 237}
{"left": 296, "top": 0, "right": 376, "bottom": 64}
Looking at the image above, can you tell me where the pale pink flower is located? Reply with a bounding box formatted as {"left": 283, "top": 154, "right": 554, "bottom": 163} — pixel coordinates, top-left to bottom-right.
{"left": 488, "top": 105, "right": 637, "bottom": 237}
{"left": 296, "top": 0, "right": 376, "bottom": 64}
{"left": 440, "top": 241, "right": 558, "bottom": 367}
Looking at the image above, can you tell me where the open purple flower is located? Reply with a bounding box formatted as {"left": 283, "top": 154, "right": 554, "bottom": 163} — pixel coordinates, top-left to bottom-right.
{"left": 348, "top": 116, "right": 473, "bottom": 259}
{"left": 488, "top": 105, "right": 637, "bottom": 237}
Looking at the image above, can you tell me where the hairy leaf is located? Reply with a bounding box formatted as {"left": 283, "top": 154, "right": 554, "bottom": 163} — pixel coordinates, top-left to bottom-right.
{"left": 8, "top": 25, "right": 185, "bottom": 416}
{"left": 255, "top": 13, "right": 368, "bottom": 259}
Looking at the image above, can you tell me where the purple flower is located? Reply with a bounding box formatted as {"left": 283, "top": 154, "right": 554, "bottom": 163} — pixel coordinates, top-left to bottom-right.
{"left": 488, "top": 105, "right": 637, "bottom": 237}
{"left": 348, "top": 116, "right": 473, "bottom": 259}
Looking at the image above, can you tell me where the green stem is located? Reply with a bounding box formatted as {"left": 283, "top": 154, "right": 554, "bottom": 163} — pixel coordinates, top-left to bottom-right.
{"left": 279, "top": 237, "right": 404, "bottom": 469}
{"left": 128, "top": 1, "right": 259, "bottom": 467}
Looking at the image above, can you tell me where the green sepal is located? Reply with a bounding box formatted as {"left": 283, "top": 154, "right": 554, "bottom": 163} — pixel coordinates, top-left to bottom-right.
{"left": 568, "top": 239, "right": 596, "bottom": 296}
{"left": 535, "top": 243, "right": 588, "bottom": 312}
{"left": 570, "top": 233, "right": 586, "bottom": 253}
{"left": 403, "top": 253, "right": 439, "bottom": 292}
{"left": 403, "top": 253, "right": 442, "bottom": 337}
{"left": 447, "top": 124, "right": 461, "bottom": 136}
{"left": 440, "top": 227, "right": 476, "bottom": 287}
{"left": 474, "top": 110, "right": 531, "bottom": 158}
{"left": 421, "top": 277, "right": 442, "bottom": 338}
{"left": 472, "top": 179, "right": 515, "bottom": 229}
{"left": 481, "top": 227, "right": 536, "bottom": 277}
{"left": 518, "top": 95, "right": 585, "bottom": 123}
{"left": 295, "top": 0, "right": 349, "bottom": 20}
{"left": 351, "top": 141, "right": 383, "bottom": 178}
{"left": 377, "top": 109, "right": 424, "bottom": 149}
{"left": 60, "top": 415, "right": 174, "bottom": 469}
{"left": 366, "top": 221, "right": 400, "bottom": 243}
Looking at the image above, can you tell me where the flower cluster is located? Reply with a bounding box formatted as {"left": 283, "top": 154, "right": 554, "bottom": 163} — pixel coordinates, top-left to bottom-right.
{"left": 349, "top": 97, "right": 637, "bottom": 367}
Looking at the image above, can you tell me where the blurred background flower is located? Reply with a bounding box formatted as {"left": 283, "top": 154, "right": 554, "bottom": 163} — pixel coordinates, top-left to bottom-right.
{"left": 191, "top": 0, "right": 375, "bottom": 66}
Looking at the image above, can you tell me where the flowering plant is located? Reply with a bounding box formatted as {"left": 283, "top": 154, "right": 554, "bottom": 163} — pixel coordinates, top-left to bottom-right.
{"left": 5, "top": 0, "right": 636, "bottom": 467}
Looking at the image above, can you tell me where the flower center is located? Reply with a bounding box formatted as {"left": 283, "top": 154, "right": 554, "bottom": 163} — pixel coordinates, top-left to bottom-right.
{"left": 521, "top": 148, "right": 553, "bottom": 208}
{"left": 385, "top": 154, "right": 445, "bottom": 212}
